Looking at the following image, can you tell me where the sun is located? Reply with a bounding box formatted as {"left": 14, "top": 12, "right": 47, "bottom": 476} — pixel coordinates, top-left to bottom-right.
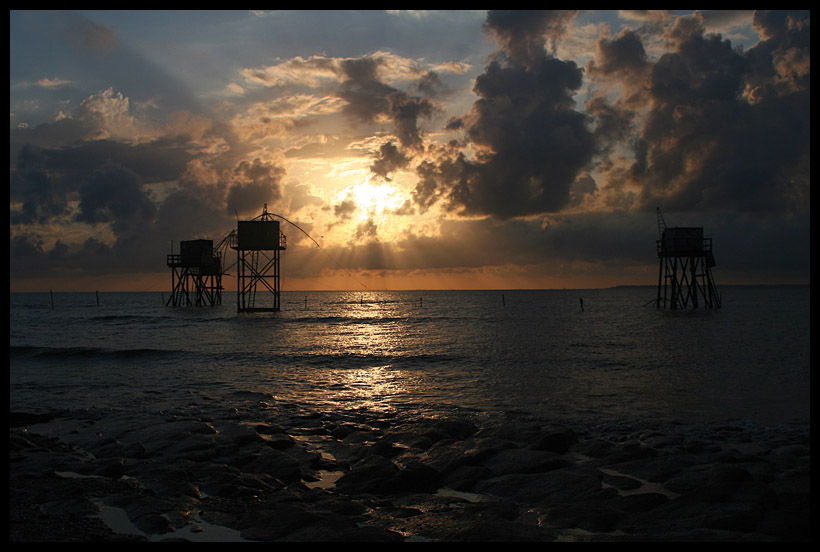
{"left": 345, "top": 177, "right": 405, "bottom": 220}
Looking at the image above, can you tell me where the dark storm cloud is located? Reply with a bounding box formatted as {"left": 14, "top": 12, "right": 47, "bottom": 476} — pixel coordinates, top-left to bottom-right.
{"left": 587, "top": 29, "right": 651, "bottom": 93}
{"left": 9, "top": 10, "right": 811, "bottom": 287}
{"left": 411, "top": 10, "right": 597, "bottom": 219}
{"left": 397, "top": 9, "right": 809, "bottom": 283}
{"left": 9, "top": 102, "right": 288, "bottom": 280}
{"left": 338, "top": 56, "right": 435, "bottom": 149}
{"left": 338, "top": 57, "right": 394, "bottom": 123}
{"left": 10, "top": 145, "right": 70, "bottom": 225}
{"left": 631, "top": 11, "right": 810, "bottom": 215}
{"left": 76, "top": 161, "right": 155, "bottom": 225}
{"left": 9, "top": 11, "right": 275, "bottom": 278}
{"left": 369, "top": 141, "right": 411, "bottom": 179}
{"left": 745, "top": 10, "right": 810, "bottom": 99}
{"left": 337, "top": 55, "right": 437, "bottom": 180}
{"left": 225, "top": 158, "right": 285, "bottom": 216}
{"left": 333, "top": 198, "right": 358, "bottom": 220}
{"left": 9, "top": 121, "right": 194, "bottom": 229}
{"left": 415, "top": 70, "right": 445, "bottom": 97}
{"left": 483, "top": 10, "right": 578, "bottom": 60}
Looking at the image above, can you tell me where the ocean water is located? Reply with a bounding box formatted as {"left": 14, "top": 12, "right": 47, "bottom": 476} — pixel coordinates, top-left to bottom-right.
{"left": 9, "top": 286, "right": 810, "bottom": 427}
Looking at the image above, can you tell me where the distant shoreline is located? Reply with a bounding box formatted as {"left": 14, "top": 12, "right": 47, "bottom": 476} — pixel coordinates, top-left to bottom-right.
{"left": 8, "top": 283, "right": 810, "bottom": 295}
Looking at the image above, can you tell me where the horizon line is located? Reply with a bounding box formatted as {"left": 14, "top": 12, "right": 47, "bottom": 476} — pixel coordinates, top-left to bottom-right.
{"left": 9, "top": 282, "right": 809, "bottom": 294}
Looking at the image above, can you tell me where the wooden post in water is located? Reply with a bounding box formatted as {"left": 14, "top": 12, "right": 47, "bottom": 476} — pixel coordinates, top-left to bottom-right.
{"left": 305, "top": 295, "right": 308, "bottom": 310}
{"left": 50, "top": 290, "right": 54, "bottom": 309}
{"left": 96, "top": 290, "right": 100, "bottom": 306}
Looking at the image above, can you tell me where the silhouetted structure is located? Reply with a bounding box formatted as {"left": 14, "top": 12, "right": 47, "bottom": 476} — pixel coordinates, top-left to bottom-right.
{"left": 166, "top": 239, "right": 224, "bottom": 307}
{"left": 655, "top": 208, "right": 720, "bottom": 310}
{"left": 230, "top": 204, "right": 287, "bottom": 312}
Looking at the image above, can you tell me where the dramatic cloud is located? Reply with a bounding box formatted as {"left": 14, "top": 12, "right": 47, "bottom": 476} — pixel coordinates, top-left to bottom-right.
{"left": 630, "top": 11, "right": 810, "bottom": 215}
{"left": 225, "top": 158, "right": 285, "bottom": 216}
{"left": 9, "top": 10, "right": 810, "bottom": 290}
{"left": 409, "top": 10, "right": 597, "bottom": 219}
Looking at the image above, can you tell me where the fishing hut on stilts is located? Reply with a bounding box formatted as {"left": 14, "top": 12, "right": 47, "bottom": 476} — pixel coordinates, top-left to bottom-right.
{"left": 654, "top": 208, "right": 721, "bottom": 310}
{"left": 166, "top": 239, "right": 225, "bottom": 307}
{"left": 230, "top": 204, "right": 287, "bottom": 312}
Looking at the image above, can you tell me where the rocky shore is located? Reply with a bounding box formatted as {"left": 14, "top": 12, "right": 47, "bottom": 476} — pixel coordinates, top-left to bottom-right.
{"left": 9, "top": 406, "right": 810, "bottom": 542}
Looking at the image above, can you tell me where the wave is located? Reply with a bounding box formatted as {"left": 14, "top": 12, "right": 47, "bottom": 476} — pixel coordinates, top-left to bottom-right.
{"left": 281, "top": 315, "right": 420, "bottom": 325}
{"left": 276, "top": 351, "right": 459, "bottom": 368}
{"left": 9, "top": 345, "right": 181, "bottom": 361}
{"left": 9, "top": 344, "right": 461, "bottom": 372}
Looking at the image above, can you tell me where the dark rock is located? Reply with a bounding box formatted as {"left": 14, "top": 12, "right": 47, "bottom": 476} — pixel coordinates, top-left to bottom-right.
{"left": 133, "top": 513, "right": 174, "bottom": 535}
{"left": 481, "top": 448, "right": 571, "bottom": 476}
{"left": 239, "top": 505, "right": 325, "bottom": 541}
{"left": 475, "top": 469, "right": 603, "bottom": 504}
{"left": 533, "top": 426, "right": 578, "bottom": 454}
{"left": 375, "top": 499, "right": 552, "bottom": 542}
{"left": 382, "top": 418, "right": 478, "bottom": 451}
{"left": 431, "top": 419, "right": 479, "bottom": 441}
{"left": 383, "top": 460, "right": 443, "bottom": 494}
{"left": 39, "top": 497, "right": 102, "bottom": 518}
{"left": 424, "top": 435, "right": 512, "bottom": 474}
{"left": 368, "top": 439, "right": 407, "bottom": 458}
{"left": 255, "top": 423, "right": 288, "bottom": 435}
{"left": 330, "top": 425, "right": 354, "bottom": 440}
{"left": 690, "top": 466, "right": 755, "bottom": 503}
{"left": 335, "top": 454, "right": 443, "bottom": 496}
{"left": 240, "top": 449, "right": 302, "bottom": 482}
{"left": 574, "top": 437, "right": 618, "bottom": 458}
{"left": 610, "top": 492, "right": 671, "bottom": 514}
{"left": 601, "top": 472, "right": 643, "bottom": 492}
{"left": 262, "top": 433, "right": 295, "bottom": 450}
{"left": 335, "top": 455, "right": 400, "bottom": 495}
{"left": 9, "top": 411, "right": 58, "bottom": 427}
{"left": 278, "top": 522, "right": 403, "bottom": 542}
{"left": 97, "top": 457, "right": 127, "bottom": 479}
{"left": 8, "top": 409, "right": 810, "bottom": 542}
{"left": 540, "top": 503, "right": 623, "bottom": 533}
{"left": 440, "top": 464, "right": 492, "bottom": 491}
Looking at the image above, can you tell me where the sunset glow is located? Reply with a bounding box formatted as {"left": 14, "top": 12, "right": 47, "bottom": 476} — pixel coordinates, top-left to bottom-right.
{"left": 10, "top": 10, "right": 810, "bottom": 291}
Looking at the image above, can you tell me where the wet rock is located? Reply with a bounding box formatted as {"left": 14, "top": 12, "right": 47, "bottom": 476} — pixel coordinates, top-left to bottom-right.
{"left": 424, "top": 435, "right": 511, "bottom": 474}
{"left": 239, "top": 449, "right": 303, "bottom": 482}
{"left": 481, "top": 447, "right": 571, "bottom": 476}
{"left": 133, "top": 513, "right": 174, "bottom": 535}
{"left": 533, "top": 426, "right": 578, "bottom": 454}
{"left": 239, "top": 504, "right": 325, "bottom": 541}
{"left": 9, "top": 410, "right": 810, "bottom": 542}
{"left": 540, "top": 503, "right": 623, "bottom": 534}
{"left": 39, "top": 497, "right": 102, "bottom": 518}
{"left": 611, "top": 492, "right": 671, "bottom": 514}
{"left": 381, "top": 418, "right": 478, "bottom": 450}
{"left": 440, "top": 464, "right": 492, "bottom": 491}
{"left": 335, "top": 455, "right": 400, "bottom": 495}
{"left": 96, "top": 457, "right": 127, "bottom": 479}
{"left": 475, "top": 468, "right": 604, "bottom": 504}
{"left": 9, "top": 411, "right": 58, "bottom": 427}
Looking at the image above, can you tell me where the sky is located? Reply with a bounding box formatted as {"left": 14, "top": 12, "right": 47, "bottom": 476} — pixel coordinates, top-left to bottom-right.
{"left": 10, "top": 10, "right": 810, "bottom": 292}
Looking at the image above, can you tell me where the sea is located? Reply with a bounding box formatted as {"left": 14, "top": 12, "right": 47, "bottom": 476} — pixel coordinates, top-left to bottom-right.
{"left": 9, "top": 286, "right": 811, "bottom": 429}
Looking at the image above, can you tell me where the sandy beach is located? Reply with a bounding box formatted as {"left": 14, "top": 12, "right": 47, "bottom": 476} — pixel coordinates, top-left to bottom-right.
{"left": 9, "top": 404, "right": 810, "bottom": 542}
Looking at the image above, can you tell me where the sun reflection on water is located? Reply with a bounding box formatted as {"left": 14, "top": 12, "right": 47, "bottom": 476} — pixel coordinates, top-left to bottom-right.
{"left": 303, "top": 294, "right": 426, "bottom": 413}
{"left": 334, "top": 366, "right": 411, "bottom": 412}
